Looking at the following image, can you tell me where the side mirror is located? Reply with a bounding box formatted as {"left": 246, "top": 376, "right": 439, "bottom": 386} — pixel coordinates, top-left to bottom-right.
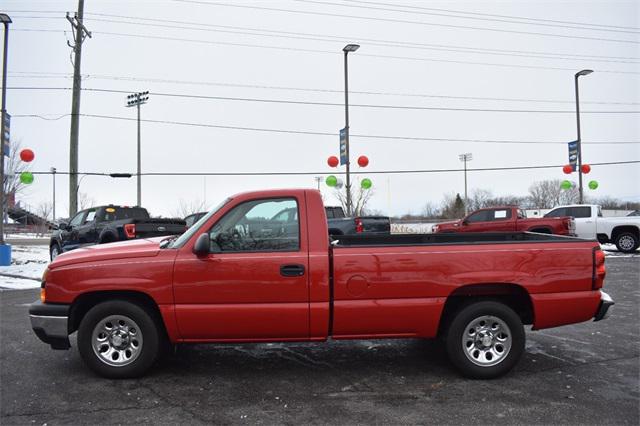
{"left": 462, "top": 219, "right": 468, "bottom": 226}
{"left": 192, "top": 233, "right": 210, "bottom": 256}
{"left": 58, "top": 222, "right": 70, "bottom": 231}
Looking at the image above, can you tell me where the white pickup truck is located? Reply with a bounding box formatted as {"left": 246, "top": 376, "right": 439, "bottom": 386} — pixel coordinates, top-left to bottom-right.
{"left": 545, "top": 205, "right": 639, "bottom": 253}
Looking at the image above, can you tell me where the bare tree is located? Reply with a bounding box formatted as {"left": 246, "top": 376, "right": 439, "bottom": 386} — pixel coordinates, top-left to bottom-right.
{"left": 333, "top": 185, "right": 374, "bottom": 216}
{"left": 34, "top": 202, "right": 53, "bottom": 236}
{"left": 421, "top": 201, "right": 440, "bottom": 218}
{"left": 2, "top": 139, "right": 32, "bottom": 206}
{"left": 172, "top": 199, "right": 208, "bottom": 218}
{"left": 528, "top": 179, "right": 579, "bottom": 208}
{"left": 467, "top": 189, "right": 494, "bottom": 211}
{"left": 440, "top": 192, "right": 466, "bottom": 219}
{"left": 78, "top": 192, "right": 96, "bottom": 211}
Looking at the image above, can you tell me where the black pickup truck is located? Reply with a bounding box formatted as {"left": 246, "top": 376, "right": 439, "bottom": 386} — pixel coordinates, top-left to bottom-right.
{"left": 49, "top": 205, "right": 186, "bottom": 259}
{"left": 325, "top": 206, "right": 390, "bottom": 236}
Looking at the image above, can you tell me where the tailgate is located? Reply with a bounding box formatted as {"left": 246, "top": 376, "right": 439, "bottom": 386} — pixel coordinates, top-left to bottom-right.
{"left": 361, "top": 217, "right": 391, "bottom": 233}
{"left": 134, "top": 221, "right": 186, "bottom": 237}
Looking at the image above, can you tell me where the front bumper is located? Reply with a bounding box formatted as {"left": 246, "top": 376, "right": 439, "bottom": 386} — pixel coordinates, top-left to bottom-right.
{"left": 29, "top": 301, "right": 71, "bottom": 350}
{"left": 594, "top": 291, "right": 614, "bottom": 322}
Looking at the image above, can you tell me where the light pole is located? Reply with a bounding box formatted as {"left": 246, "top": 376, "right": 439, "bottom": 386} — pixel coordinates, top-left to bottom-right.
{"left": 0, "top": 13, "right": 12, "bottom": 248}
{"left": 575, "top": 69, "right": 593, "bottom": 204}
{"left": 343, "top": 43, "right": 359, "bottom": 216}
{"left": 126, "top": 91, "right": 149, "bottom": 207}
{"left": 459, "top": 153, "right": 473, "bottom": 213}
{"left": 51, "top": 167, "right": 57, "bottom": 221}
{"left": 75, "top": 173, "right": 132, "bottom": 208}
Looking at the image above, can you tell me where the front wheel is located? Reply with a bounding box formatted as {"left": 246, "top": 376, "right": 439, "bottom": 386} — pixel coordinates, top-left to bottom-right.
{"left": 78, "top": 300, "right": 162, "bottom": 378}
{"left": 614, "top": 232, "right": 639, "bottom": 253}
{"left": 445, "top": 301, "right": 525, "bottom": 379}
{"left": 50, "top": 243, "right": 61, "bottom": 260}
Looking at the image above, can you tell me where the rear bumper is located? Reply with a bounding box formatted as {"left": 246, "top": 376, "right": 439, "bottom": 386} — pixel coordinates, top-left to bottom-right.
{"left": 29, "top": 301, "right": 71, "bottom": 350}
{"left": 594, "top": 291, "right": 614, "bottom": 322}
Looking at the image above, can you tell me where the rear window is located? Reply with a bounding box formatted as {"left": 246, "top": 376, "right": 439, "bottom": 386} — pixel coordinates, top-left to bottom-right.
{"left": 103, "top": 207, "right": 149, "bottom": 221}
{"left": 568, "top": 206, "right": 592, "bottom": 218}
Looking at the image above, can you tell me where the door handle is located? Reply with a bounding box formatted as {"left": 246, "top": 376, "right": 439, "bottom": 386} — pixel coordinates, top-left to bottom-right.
{"left": 280, "top": 264, "right": 305, "bottom": 277}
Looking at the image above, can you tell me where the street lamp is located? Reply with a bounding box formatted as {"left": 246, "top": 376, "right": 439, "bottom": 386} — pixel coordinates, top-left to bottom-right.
{"left": 343, "top": 43, "right": 359, "bottom": 216}
{"left": 75, "top": 173, "right": 132, "bottom": 207}
{"left": 0, "top": 13, "right": 12, "bottom": 250}
{"left": 459, "top": 153, "right": 473, "bottom": 213}
{"left": 574, "top": 69, "right": 593, "bottom": 204}
{"left": 51, "top": 167, "right": 57, "bottom": 221}
{"left": 125, "top": 91, "right": 149, "bottom": 207}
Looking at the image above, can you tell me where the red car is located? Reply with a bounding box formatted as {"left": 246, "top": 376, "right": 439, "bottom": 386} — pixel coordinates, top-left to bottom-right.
{"left": 433, "top": 206, "right": 575, "bottom": 235}
{"left": 30, "top": 189, "right": 610, "bottom": 379}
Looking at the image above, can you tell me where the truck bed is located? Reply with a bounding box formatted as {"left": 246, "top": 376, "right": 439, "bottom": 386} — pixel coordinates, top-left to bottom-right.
{"left": 332, "top": 231, "right": 581, "bottom": 247}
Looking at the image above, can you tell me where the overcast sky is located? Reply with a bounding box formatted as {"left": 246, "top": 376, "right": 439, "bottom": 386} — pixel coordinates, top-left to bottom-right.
{"left": 2, "top": 0, "right": 639, "bottom": 218}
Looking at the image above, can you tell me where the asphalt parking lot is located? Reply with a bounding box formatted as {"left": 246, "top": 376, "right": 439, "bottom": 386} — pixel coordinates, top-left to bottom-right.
{"left": 1, "top": 257, "right": 638, "bottom": 425}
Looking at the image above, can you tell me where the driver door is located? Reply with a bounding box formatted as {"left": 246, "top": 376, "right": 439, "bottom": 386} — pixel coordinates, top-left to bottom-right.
{"left": 172, "top": 197, "right": 310, "bottom": 341}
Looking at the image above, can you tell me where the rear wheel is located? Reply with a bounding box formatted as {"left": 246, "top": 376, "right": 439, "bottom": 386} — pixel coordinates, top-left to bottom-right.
{"left": 78, "top": 300, "right": 162, "bottom": 378}
{"left": 614, "top": 232, "right": 639, "bottom": 253}
{"left": 445, "top": 301, "right": 525, "bottom": 379}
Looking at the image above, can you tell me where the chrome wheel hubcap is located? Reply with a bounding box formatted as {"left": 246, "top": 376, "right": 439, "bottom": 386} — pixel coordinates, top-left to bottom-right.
{"left": 619, "top": 236, "right": 634, "bottom": 251}
{"left": 462, "top": 315, "right": 512, "bottom": 367}
{"left": 91, "top": 315, "right": 143, "bottom": 367}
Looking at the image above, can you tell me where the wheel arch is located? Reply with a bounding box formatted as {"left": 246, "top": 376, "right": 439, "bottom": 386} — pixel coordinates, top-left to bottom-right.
{"left": 69, "top": 290, "right": 167, "bottom": 337}
{"left": 611, "top": 225, "right": 639, "bottom": 241}
{"left": 438, "top": 283, "right": 534, "bottom": 337}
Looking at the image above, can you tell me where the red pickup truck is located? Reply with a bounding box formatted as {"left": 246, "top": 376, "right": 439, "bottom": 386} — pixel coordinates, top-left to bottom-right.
{"left": 30, "top": 189, "right": 612, "bottom": 379}
{"left": 433, "top": 206, "right": 576, "bottom": 235}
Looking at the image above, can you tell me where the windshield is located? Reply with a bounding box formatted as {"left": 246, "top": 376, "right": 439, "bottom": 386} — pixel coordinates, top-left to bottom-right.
{"left": 165, "top": 198, "right": 231, "bottom": 249}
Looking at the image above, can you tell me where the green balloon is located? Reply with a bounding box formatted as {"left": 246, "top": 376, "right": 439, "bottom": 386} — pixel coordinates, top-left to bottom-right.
{"left": 588, "top": 180, "right": 599, "bottom": 190}
{"left": 20, "top": 172, "right": 34, "bottom": 185}
{"left": 361, "top": 178, "right": 372, "bottom": 189}
{"left": 560, "top": 180, "right": 572, "bottom": 190}
{"left": 326, "top": 175, "right": 337, "bottom": 187}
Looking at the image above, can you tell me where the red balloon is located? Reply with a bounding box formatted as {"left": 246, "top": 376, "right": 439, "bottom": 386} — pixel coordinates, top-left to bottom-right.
{"left": 357, "top": 155, "right": 369, "bottom": 167}
{"left": 327, "top": 156, "right": 339, "bottom": 167}
{"left": 562, "top": 164, "right": 573, "bottom": 174}
{"left": 20, "top": 149, "right": 35, "bottom": 162}
{"left": 581, "top": 164, "right": 591, "bottom": 174}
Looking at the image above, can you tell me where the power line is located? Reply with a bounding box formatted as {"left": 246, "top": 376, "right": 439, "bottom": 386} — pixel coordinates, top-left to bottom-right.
{"left": 76, "top": 14, "right": 640, "bottom": 64}
{"left": 173, "top": 0, "right": 640, "bottom": 45}
{"left": 6, "top": 86, "right": 640, "bottom": 113}
{"left": 15, "top": 12, "right": 640, "bottom": 62}
{"left": 11, "top": 113, "right": 640, "bottom": 145}
{"left": 343, "top": 0, "right": 640, "bottom": 32}
{"left": 300, "top": 0, "right": 640, "bottom": 35}
{"left": 10, "top": 27, "right": 640, "bottom": 74}
{"left": 27, "top": 160, "right": 640, "bottom": 176}
{"left": 8, "top": 73, "right": 640, "bottom": 106}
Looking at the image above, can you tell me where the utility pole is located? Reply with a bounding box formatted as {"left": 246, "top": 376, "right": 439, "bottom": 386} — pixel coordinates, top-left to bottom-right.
{"left": 51, "top": 167, "right": 57, "bottom": 221}
{"left": 67, "top": 0, "right": 91, "bottom": 216}
{"left": 0, "top": 13, "right": 12, "bottom": 250}
{"left": 459, "top": 153, "right": 473, "bottom": 213}
{"left": 342, "top": 44, "right": 359, "bottom": 216}
{"left": 314, "top": 176, "right": 322, "bottom": 191}
{"left": 126, "top": 91, "right": 149, "bottom": 206}
{"left": 574, "top": 69, "right": 593, "bottom": 204}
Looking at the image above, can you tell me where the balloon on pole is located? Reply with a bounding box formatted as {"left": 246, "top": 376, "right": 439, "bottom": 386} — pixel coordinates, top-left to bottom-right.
{"left": 361, "top": 178, "right": 372, "bottom": 190}
{"left": 581, "top": 164, "right": 591, "bottom": 174}
{"left": 20, "top": 149, "right": 35, "bottom": 162}
{"left": 20, "top": 172, "right": 34, "bottom": 185}
{"left": 335, "top": 178, "right": 344, "bottom": 189}
{"left": 357, "top": 155, "right": 369, "bottom": 167}
{"left": 588, "top": 180, "right": 599, "bottom": 190}
{"left": 327, "top": 156, "right": 339, "bottom": 168}
{"left": 326, "top": 175, "right": 338, "bottom": 187}
{"left": 560, "top": 180, "right": 572, "bottom": 190}
{"left": 562, "top": 165, "right": 573, "bottom": 174}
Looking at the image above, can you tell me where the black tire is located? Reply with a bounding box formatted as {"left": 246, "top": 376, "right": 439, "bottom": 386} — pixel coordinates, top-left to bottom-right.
{"left": 614, "top": 232, "right": 639, "bottom": 253}
{"left": 99, "top": 233, "right": 117, "bottom": 244}
{"left": 445, "top": 301, "right": 525, "bottom": 379}
{"left": 77, "top": 300, "right": 163, "bottom": 379}
{"left": 50, "top": 243, "right": 61, "bottom": 261}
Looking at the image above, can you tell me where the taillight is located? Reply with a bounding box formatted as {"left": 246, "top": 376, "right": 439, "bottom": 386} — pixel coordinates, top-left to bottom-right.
{"left": 124, "top": 223, "right": 136, "bottom": 239}
{"left": 592, "top": 247, "right": 606, "bottom": 289}
{"left": 355, "top": 218, "right": 364, "bottom": 233}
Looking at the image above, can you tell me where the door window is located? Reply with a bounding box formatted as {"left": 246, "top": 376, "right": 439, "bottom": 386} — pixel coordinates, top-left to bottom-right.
{"left": 569, "top": 206, "right": 592, "bottom": 218}
{"left": 208, "top": 198, "right": 300, "bottom": 253}
{"left": 545, "top": 208, "right": 567, "bottom": 218}
{"left": 493, "top": 209, "right": 511, "bottom": 220}
{"left": 467, "top": 210, "right": 491, "bottom": 223}
{"left": 84, "top": 210, "right": 97, "bottom": 223}
{"left": 69, "top": 211, "right": 85, "bottom": 227}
